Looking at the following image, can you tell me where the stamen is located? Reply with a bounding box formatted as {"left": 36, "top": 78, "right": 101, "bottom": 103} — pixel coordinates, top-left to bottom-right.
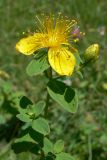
{"left": 34, "top": 13, "right": 81, "bottom": 48}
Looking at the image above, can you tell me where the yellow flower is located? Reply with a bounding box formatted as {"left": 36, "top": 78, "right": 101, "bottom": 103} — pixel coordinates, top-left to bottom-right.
{"left": 16, "top": 14, "right": 78, "bottom": 76}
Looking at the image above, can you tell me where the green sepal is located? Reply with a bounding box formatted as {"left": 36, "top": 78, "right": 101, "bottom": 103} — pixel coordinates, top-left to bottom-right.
{"left": 76, "top": 70, "right": 83, "bottom": 79}
{"left": 74, "top": 51, "right": 83, "bottom": 66}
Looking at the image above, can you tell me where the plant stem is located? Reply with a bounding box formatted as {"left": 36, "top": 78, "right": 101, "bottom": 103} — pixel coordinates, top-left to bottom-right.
{"left": 44, "top": 67, "right": 52, "bottom": 118}
{"left": 88, "top": 134, "right": 92, "bottom": 160}
{"left": 40, "top": 150, "right": 45, "bottom": 160}
{"left": 79, "top": 58, "right": 94, "bottom": 70}
{"left": 44, "top": 92, "right": 50, "bottom": 118}
{"left": 39, "top": 68, "right": 52, "bottom": 159}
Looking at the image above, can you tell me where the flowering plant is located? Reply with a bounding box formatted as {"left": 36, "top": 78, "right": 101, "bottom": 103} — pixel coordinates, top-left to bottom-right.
{"left": 14, "top": 13, "right": 99, "bottom": 160}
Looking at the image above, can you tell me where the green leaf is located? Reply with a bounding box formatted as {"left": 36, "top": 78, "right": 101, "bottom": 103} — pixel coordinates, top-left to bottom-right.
{"left": 16, "top": 113, "right": 31, "bottom": 122}
{"left": 10, "top": 91, "right": 25, "bottom": 107}
{"left": 12, "top": 141, "right": 38, "bottom": 154}
{"left": 0, "top": 115, "right": 6, "bottom": 124}
{"left": 100, "top": 134, "right": 107, "bottom": 145}
{"left": 2, "top": 81, "right": 12, "bottom": 94}
{"left": 54, "top": 140, "right": 64, "bottom": 153}
{"left": 29, "top": 128, "right": 43, "bottom": 147}
{"left": 47, "top": 80, "right": 78, "bottom": 113}
{"left": 20, "top": 96, "right": 33, "bottom": 109}
{"left": 27, "top": 101, "right": 46, "bottom": 117}
{"left": 43, "top": 137, "right": 53, "bottom": 154}
{"left": 15, "top": 133, "right": 34, "bottom": 143}
{"left": 32, "top": 117, "right": 50, "bottom": 135}
{"left": 34, "top": 101, "right": 46, "bottom": 115}
{"left": 12, "top": 133, "right": 39, "bottom": 154}
{"left": 26, "top": 51, "right": 49, "bottom": 76}
{"left": 56, "top": 152, "right": 75, "bottom": 160}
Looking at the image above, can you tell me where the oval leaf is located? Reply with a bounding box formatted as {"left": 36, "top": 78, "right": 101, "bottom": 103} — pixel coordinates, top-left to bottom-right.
{"left": 56, "top": 152, "right": 75, "bottom": 160}
{"left": 32, "top": 101, "right": 46, "bottom": 116}
{"left": 26, "top": 51, "right": 49, "bottom": 76}
{"left": 47, "top": 80, "right": 78, "bottom": 113}
{"left": 54, "top": 140, "right": 64, "bottom": 153}
{"left": 43, "top": 137, "right": 53, "bottom": 154}
{"left": 20, "top": 96, "right": 33, "bottom": 109}
{"left": 26, "top": 101, "right": 46, "bottom": 117}
{"left": 16, "top": 113, "right": 31, "bottom": 123}
{"left": 32, "top": 117, "right": 50, "bottom": 135}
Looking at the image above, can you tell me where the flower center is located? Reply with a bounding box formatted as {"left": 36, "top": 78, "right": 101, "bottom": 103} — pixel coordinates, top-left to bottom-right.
{"left": 47, "top": 32, "right": 65, "bottom": 47}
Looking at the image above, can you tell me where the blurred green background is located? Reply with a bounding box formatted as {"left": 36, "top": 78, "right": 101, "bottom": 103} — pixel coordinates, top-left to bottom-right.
{"left": 0, "top": 0, "right": 107, "bottom": 159}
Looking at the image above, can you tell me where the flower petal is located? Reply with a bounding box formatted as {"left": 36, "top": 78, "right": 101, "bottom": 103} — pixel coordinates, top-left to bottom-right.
{"left": 16, "top": 33, "right": 47, "bottom": 55}
{"left": 48, "top": 47, "right": 76, "bottom": 76}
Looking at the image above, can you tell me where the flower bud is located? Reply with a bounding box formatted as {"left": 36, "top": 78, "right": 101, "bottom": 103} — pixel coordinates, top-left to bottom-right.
{"left": 84, "top": 44, "right": 99, "bottom": 62}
